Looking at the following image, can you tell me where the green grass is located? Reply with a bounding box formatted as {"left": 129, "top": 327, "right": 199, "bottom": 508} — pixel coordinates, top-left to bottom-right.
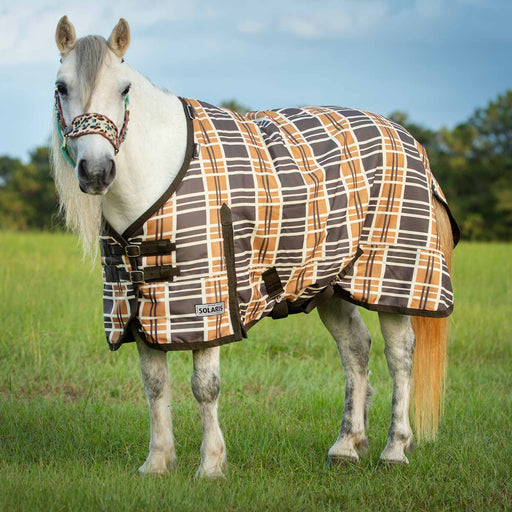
{"left": 0, "top": 232, "right": 511, "bottom": 511}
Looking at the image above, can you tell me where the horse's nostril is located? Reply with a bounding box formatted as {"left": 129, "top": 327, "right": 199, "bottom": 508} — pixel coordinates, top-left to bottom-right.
{"left": 105, "top": 159, "right": 116, "bottom": 182}
{"left": 77, "top": 157, "right": 115, "bottom": 190}
{"left": 77, "top": 159, "right": 88, "bottom": 180}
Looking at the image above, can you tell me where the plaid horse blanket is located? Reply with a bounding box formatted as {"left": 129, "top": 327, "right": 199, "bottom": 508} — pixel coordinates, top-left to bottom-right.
{"left": 100, "top": 98, "right": 459, "bottom": 351}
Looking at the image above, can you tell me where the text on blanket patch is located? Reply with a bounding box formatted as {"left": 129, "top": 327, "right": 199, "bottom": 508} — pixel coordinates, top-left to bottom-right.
{"left": 195, "top": 302, "right": 226, "bottom": 317}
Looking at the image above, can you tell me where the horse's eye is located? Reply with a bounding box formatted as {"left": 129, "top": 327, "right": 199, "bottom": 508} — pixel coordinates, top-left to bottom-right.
{"left": 121, "top": 84, "right": 131, "bottom": 97}
{"left": 56, "top": 83, "right": 68, "bottom": 96}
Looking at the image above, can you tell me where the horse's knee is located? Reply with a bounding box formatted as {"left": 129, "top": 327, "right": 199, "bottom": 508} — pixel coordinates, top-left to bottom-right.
{"left": 347, "top": 331, "right": 371, "bottom": 369}
{"left": 379, "top": 313, "right": 415, "bottom": 347}
{"left": 320, "top": 298, "right": 372, "bottom": 371}
{"left": 137, "top": 340, "right": 169, "bottom": 400}
{"left": 380, "top": 313, "right": 415, "bottom": 373}
{"left": 143, "top": 367, "right": 168, "bottom": 399}
{"left": 191, "top": 369, "right": 220, "bottom": 404}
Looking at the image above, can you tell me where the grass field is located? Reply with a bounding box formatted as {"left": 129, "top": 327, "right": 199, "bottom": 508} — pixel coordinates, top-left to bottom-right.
{"left": 0, "top": 232, "right": 511, "bottom": 511}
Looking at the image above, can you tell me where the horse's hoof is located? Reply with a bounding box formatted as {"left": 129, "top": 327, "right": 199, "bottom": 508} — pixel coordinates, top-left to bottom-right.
{"left": 195, "top": 467, "right": 226, "bottom": 480}
{"left": 138, "top": 466, "right": 170, "bottom": 476}
{"left": 355, "top": 436, "right": 370, "bottom": 455}
{"left": 378, "top": 455, "right": 410, "bottom": 466}
{"left": 138, "top": 455, "right": 176, "bottom": 476}
{"left": 326, "top": 454, "right": 359, "bottom": 467}
{"left": 195, "top": 456, "right": 227, "bottom": 480}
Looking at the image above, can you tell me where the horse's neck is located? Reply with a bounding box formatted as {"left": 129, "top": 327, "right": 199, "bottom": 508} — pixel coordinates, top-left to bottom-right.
{"left": 101, "top": 71, "right": 187, "bottom": 235}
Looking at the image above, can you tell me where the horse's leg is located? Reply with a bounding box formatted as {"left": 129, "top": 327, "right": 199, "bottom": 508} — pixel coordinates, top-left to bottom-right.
{"left": 318, "top": 298, "right": 373, "bottom": 464}
{"left": 191, "top": 346, "right": 227, "bottom": 479}
{"left": 136, "top": 337, "right": 176, "bottom": 474}
{"left": 378, "top": 312, "right": 415, "bottom": 464}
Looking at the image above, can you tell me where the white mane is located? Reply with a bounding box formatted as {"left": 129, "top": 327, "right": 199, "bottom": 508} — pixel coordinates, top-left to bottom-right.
{"left": 50, "top": 124, "right": 103, "bottom": 259}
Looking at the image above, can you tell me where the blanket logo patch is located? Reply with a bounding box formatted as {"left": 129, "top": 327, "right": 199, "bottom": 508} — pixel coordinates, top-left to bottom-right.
{"left": 195, "top": 302, "right": 225, "bottom": 317}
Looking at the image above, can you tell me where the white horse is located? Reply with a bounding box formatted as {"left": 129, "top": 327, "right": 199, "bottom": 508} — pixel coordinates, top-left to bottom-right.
{"left": 51, "top": 17, "right": 455, "bottom": 478}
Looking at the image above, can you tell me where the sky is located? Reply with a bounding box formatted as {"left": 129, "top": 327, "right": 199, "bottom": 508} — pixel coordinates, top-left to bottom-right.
{"left": 0, "top": 0, "right": 511, "bottom": 161}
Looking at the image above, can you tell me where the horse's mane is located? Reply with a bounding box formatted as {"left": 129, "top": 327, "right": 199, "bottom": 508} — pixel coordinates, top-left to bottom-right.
{"left": 75, "top": 36, "right": 109, "bottom": 110}
{"left": 50, "top": 36, "right": 109, "bottom": 260}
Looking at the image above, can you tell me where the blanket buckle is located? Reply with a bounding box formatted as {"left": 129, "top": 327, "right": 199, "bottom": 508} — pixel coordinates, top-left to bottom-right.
{"left": 130, "top": 270, "right": 145, "bottom": 284}
{"left": 125, "top": 245, "right": 141, "bottom": 257}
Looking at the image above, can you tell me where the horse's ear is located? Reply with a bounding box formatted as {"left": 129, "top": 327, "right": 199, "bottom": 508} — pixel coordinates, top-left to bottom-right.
{"left": 55, "top": 16, "right": 76, "bottom": 55}
{"left": 108, "top": 19, "right": 130, "bottom": 58}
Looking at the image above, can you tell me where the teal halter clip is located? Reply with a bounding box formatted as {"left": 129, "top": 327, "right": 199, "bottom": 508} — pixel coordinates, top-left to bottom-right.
{"left": 54, "top": 90, "right": 130, "bottom": 167}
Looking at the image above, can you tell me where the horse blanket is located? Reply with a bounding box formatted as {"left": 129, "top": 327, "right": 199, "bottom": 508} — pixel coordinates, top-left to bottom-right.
{"left": 100, "top": 98, "right": 459, "bottom": 351}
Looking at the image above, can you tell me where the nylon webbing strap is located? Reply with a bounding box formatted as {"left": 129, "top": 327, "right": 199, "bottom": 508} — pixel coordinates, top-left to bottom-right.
{"left": 271, "top": 300, "right": 289, "bottom": 319}
{"left": 262, "top": 267, "right": 284, "bottom": 298}
{"left": 262, "top": 267, "right": 288, "bottom": 319}
{"left": 104, "top": 265, "right": 180, "bottom": 284}
{"left": 100, "top": 239, "right": 176, "bottom": 258}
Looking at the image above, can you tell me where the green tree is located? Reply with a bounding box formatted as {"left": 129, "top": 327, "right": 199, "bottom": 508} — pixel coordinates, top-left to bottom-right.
{"left": 390, "top": 94, "right": 512, "bottom": 241}
{"left": 0, "top": 147, "right": 59, "bottom": 230}
{"left": 470, "top": 90, "right": 512, "bottom": 157}
{"left": 441, "top": 93, "right": 512, "bottom": 240}
{"left": 220, "top": 99, "right": 251, "bottom": 114}
{"left": 388, "top": 110, "right": 438, "bottom": 148}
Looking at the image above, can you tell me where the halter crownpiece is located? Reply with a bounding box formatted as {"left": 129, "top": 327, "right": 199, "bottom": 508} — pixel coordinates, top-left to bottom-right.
{"left": 54, "top": 89, "right": 130, "bottom": 166}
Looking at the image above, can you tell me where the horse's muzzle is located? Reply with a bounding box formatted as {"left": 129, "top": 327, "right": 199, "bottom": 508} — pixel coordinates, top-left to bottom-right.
{"left": 77, "top": 157, "right": 116, "bottom": 195}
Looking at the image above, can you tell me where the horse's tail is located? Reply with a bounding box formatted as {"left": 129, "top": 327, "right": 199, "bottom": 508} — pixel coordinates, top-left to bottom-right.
{"left": 411, "top": 197, "right": 454, "bottom": 442}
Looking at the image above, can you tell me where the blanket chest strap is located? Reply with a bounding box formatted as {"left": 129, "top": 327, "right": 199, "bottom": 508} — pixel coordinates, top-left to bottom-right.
{"left": 104, "top": 265, "right": 180, "bottom": 284}
{"left": 100, "top": 239, "right": 176, "bottom": 258}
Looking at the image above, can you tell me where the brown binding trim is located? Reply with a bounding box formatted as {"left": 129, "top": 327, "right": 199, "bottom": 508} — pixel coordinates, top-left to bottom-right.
{"left": 333, "top": 286, "right": 454, "bottom": 318}
{"left": 108, "top": 316, "right": 241, "bottom": 352}
{"left": 102, "top": 222, "right": 128, "bottom": 247}
{"left": 139, "top": 334, "right": 240, "bottom": 352}
{"left": 301, "top": 284, "right": 334, "bottom": 314}
{"left": 431, "top": 184, "right": 461, "bottom": 246}
{"left": 333, "top": 245, "right": 455, "bottom": 317}
{"left": 220, "top": 203, "right": 245, "bottom": 340}
{"left": 103, "top": 97, "right": 195, "bottom": 243}
{"left": 105, "top": 286, "right": 142, "bottom": 349}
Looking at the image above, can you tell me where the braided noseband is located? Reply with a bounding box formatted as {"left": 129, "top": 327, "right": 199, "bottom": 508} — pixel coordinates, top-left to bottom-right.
{"left": 55, "top": 90, "right": 130, "bottom": 167}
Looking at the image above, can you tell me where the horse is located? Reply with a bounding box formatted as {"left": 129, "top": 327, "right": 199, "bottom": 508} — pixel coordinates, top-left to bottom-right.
{"left": 50, "top": 16, "right": 458, "bottom": 479}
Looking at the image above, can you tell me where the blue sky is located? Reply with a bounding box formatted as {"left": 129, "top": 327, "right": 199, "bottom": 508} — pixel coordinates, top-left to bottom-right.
{"left": 1, "top": 0, "right": 510, "bottom": 161}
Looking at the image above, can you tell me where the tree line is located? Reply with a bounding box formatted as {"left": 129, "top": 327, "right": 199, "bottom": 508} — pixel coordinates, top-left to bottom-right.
{"left": 1, "top": 92, "right": 511, "bottom": 240}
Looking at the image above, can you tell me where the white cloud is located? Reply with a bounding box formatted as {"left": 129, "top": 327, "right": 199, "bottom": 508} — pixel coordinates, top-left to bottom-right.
{"left": 241, "top": 1, "right": 391, "bottom": 41}
{"left": 280, "top": 19, "right": 319, "bottom": 39}
{"left": 237, "top": 20, "right": 268, "bottom": 35}
{"left": 414, "top": 0, "right": 443, "bottom": 18}
{"left": 0, "top": 0, "right": 204, "bottom": 66}
{"left": 0, "top": 0, "right": 464, "bottom": 68}
{"left": 232, "top": 0, "right": 482, "bottom": 42}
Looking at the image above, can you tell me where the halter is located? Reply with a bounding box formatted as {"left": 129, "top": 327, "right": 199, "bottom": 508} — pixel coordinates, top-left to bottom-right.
{"left": 55, "top": 90, "right": 130, "bottom": 167}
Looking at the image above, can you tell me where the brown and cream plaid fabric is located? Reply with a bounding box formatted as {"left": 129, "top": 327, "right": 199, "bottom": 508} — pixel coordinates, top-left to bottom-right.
{"left": 100, "top": 98, "right": 458, "bottom": 351}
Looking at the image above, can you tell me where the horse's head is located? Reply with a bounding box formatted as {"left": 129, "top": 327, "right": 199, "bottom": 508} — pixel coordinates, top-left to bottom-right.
{"left": 54, "top": 16, "right": 131, "bottom": 195}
